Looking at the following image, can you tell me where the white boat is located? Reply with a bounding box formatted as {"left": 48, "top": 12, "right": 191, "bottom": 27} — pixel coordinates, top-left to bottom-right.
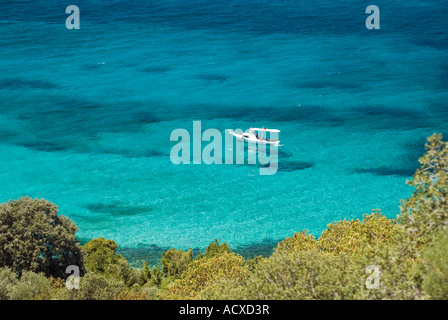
{"left": 228, "top": 127, "right": 281, "bottom": 146}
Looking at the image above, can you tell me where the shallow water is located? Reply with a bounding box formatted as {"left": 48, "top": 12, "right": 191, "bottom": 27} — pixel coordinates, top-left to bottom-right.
{"left": 0, "top": 0, "right": 447, "bottom": 262}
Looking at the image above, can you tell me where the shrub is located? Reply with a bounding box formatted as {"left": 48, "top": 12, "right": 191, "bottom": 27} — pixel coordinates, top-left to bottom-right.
{"left": 83, "top": 237, "right": 124, "bottom": 274}
{"left": 318, "top": 209, "right": 400, "bottom": 257}
{"left": 137, "top": 261, "right": 165, "bottom": 287}
{"left": 274, "top": 230, "right": 317, "bottom": 253}
{"left": 161, "top": 248, "right": 193, "bottom": 278}
{"left": 206, "top": 249, "right": 366, "bottom": 300}
{"left": 399, "top": 133, "right": 448, "bottom": 249}
{"left": 115, "top": 286, "right": 153, "bottom": 300}
{"left": 160, "top": 252, "right": 249, "bottom": 300}
{"left": 0, "top": 267, "right": 18, "bottom": 300}
{"left": 0, "top": 197, "right": 84, "bottom": 277}
{"left": 71, "top": 272, "right": 126, "bottom": 300}
{"left": 83, "top": 237, "right": 138, "bottom": 286}
{"left": 422, "top": 231, "right": 448, "bottom": 299}
{"left": 204, "top": 239, "right": 232, "bottom": 259}
{"left": 8, "top": 271, "right": 52, "bottom": 300}
{"left": 359, "top": 239, "right": 423, "bottom": 300}
{"left": 245, "top": 255, "right": 265, "bottom": 272}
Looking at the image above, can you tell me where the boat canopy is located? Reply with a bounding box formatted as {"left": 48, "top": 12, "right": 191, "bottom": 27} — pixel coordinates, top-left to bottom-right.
{"left": 250, "top": 127, "right": 280, "bottom": 133}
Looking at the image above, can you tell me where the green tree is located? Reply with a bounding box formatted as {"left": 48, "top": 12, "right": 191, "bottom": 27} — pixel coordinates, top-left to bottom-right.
{"left": 274, "top": 230, "right": 317, "bottom": 254}
{"left": 161, "top": 248, "right": 193, "bottom": 278}
{"left": 245, "top": 255, "right": 265, "bottom": 272}
{"left": 359, "top": 237, "right": 423, "bottom": 300}
{"left": 318, "top": 210, "right": 400, "bottom": 257}
{"left": 160, "top": 252, "right": 249, "bottom": 300}
{"left": 56, "top": 272, "right": 126, "bottom": 300}
{"left": 206, "top": 249, "right": 366, "bottom": 300}
{"left": 204, "top": 239, "right": 232, "bottom": 259}
{"left": 422, "top": 231, "right": 448, "bottom": 299}
{"left": 0, "top": 267, "right": 18, "bottom": 300}
{"left": 137, "top": 260, "right": 165, "bottom": 287}
{"left": 399, "top": 133, "right": 448, "bottom": 249}
{"left": 83, "top": 237, "right": 140, "bottom": 287}
{"left": 77, "top": 272, "right": 126, "bottom": 300}
{"left": 8, "top": 271, "right": 52, "bottom": 300}
{"left": 83, "top": 237, "right": 121, "bottom": 274}
{"left": 0, "top": 197, "right": 84, "bottom": 277}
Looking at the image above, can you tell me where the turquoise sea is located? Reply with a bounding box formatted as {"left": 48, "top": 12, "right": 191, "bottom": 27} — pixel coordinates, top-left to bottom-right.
{"left": 1, "top": 0, "right": 447, "bottom": 263}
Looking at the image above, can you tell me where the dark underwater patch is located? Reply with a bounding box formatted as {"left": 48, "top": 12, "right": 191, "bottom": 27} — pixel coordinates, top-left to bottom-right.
{"left": 132, "top": 111, "right": 160, "bottom": 124}
{"left": 278, "top": 160, "right": 314, "bottom": 172}
{"left": 202, "top": 104, "right": 346, "bottom": 127}
{"left": 261, "top": 160, "right": 313, "bottom": 172}
{"left": 134, "top": 149, "right": 168, "bottom": 158}
{"left": 275, "top": 149, "right": 293, "bottom": 159}
{"left": 352, "top": 105, "right": 421, "bottom": 118}
{"left": 428, "top": 101, "right": 448, "bottom": 119}
{"left": 225, "top": 146, "right": 296, "bottom": 168}
{"left": 234, "top": 238, "right": 279, "bottom": 259}
{"left": 141, "top": 66, "right": 170, "bottom": 73}
{"left": 350, "top": 105, "right": 433, "bottom": 130}
{"left": 117, "top": 244, "right": 171, "bottom": 266}
{"left": 198, "top": 74, "right": 230, "bottom": 82}
{"left": 81, "top": 62, "right": 107, "bottom": 70}
{"left": 101, "top": 148, "right": 168, "bottom": 158}
{"left": 118, "top": 239, "right": 279, "bottom": 265}
{"left": 10, "top": 94, "right": 161, "bottom": 141}
{"left": 437, "top": 64, "right": 448, "bottom": 89}
{"left": 0, "top": 128, "right": 16, "bottom": 140}
{"left": 356, "top": 167, "right": 416, "bottom": 177}
{"left": 403, "top": 139, "right": 427, "bottom": 162}
{"left": 84, "top": 202, "right": 153, "bottom": 216}
{"left": 0, "top": 78, "right": 58, "bottom": 90}
{"left": 117, "top": 244, "right": 202, "bottom": 266}
{"left": 295, "top": 79, "right": 362, "bottom": 90}
{"left": 162, "top": 102, "right": 349, "bottom": 128}
{"left": 19, "top": 141, "right": 67, "bottom": 152}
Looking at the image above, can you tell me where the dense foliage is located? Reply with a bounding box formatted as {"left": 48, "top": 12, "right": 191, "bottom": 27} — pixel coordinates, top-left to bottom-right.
{"left": 399, "top": 133, "right": 448, "bottom": 249}
{"left": 0, "top": 197, "right": 84, "bottom": 278}
{"left": 0, "top": 133, "right": 447, "bottom": 300}
{"left": 159, "top": 251, "right": 249, "bottom": 300}
{"left": 422, "top": 231, "right": 448, "bottom": 299}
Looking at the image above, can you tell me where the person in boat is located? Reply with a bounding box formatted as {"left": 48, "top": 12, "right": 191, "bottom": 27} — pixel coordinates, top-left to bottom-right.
{"left": 249, "top": 128, "right": 259, "bottom": 139}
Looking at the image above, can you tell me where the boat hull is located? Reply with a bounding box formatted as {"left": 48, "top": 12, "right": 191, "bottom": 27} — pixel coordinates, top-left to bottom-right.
{"left": 228, "top": 131, "right": 281, "bottom": 146}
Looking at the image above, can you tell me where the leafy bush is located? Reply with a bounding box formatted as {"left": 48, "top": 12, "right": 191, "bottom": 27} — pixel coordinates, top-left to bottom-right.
{"left": 8, "top": 271, "right": 52, "bottom": 300}
{"left": 245, "top": 255, "right": 265, "bottom": 272}
{"left": 0, "top": 197, "right": 84, "bottom": 277}
{"left": 68, "top": 272, "right": 126, "bottom": 300}
{"left": 115, "top": 284, "right": 153, "bottom": 300}
{"left": 205, "top": 249, "right": 366, "bottom": 300}
{"left": 359, "top": 237, "right": 423, "bottom": 300}
{"left": 0, "top": 267, "right": 18, "bottom": 300}
{"left": 160, "top": 252, "right": 249, "bottom": 300}
{"left": 422, "top": 231, "right": 448, "bottom": 299}
{"left": 274, "top": 230, "right": 317, "bottom": 254}
{"left": 399, "top": 133, "right": 448, "bottom": 249}
{"left": 83, "top": 237, "right": 124, "bottom": 274}
{"left": 203, "top": 239, "right": 232, "bottom": 259}
{"left": 318, "top": 209, "right": 400, "bottom": 257}
{"left": 83, "top": 237, "right": 140, "bottom": 287}
{"left": 137, "top": 261, "right": 165, "bottom": 287}
{"left": 161, "top": 248, "right": 193, "bottom": 278}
